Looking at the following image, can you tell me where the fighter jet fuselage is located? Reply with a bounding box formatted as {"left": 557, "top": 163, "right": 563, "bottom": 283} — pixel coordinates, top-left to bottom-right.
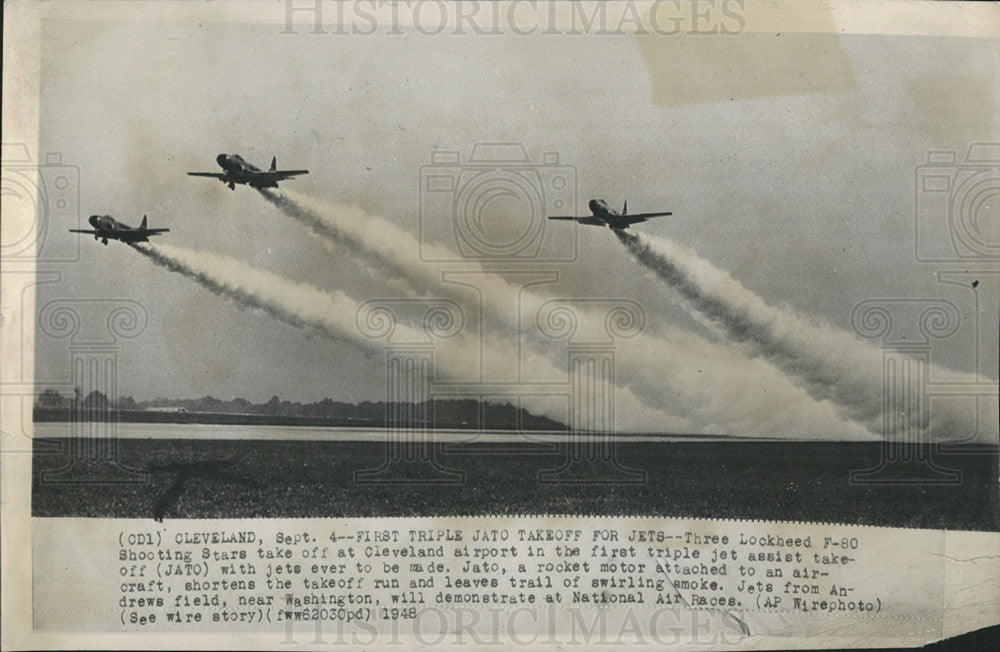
{"left": 588, "top": 199, "right": 619, "bottom": 220}
{"left": 216, "top": 154, "right": 260, "bottom": 176}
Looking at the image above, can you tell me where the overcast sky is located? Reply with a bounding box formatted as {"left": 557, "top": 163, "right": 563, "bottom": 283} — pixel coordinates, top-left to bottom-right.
{"left": 29, "top": 2, "right": 998, "bottom": 437}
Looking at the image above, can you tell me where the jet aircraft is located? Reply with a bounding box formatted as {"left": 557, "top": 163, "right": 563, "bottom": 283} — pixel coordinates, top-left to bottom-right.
{"left": 187, "top": 154, "right": 309, "bottom": 190}
{"left": 548, "top": 200, "right": 671, "bottom": 229}
{"left": 69, "top": 215, "right": 170, "bottom": 245}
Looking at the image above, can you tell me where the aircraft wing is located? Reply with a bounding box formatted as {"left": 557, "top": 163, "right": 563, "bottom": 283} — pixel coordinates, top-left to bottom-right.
{"left": 622, "top": 211, "right": 673, "bottom": 222}
{"left": 68, "top": 229, "right": 100, "bottom": 234}
{"left": 139, "top": 228, "right": 171, "bottom": 235}
{"left": 187, "top": 172, "right": 226, "bottom": 178}
{"left": 620, "top": 211, "right": 672, "bottom": 225}
{"left": 548, "top": 215, "right": 605, "bottom": 226}
{"left": 265, "top": 170, "right": 309, "bottom": 180}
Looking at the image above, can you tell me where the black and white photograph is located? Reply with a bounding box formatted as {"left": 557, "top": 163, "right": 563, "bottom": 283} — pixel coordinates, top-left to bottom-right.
{"left": 3, "top": 1, "right": 999, "bottom": 648}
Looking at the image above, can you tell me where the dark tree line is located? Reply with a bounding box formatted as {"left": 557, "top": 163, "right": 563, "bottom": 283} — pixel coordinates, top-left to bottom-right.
{"left": 33, "top": 389, "right": 564, "bottom": 430}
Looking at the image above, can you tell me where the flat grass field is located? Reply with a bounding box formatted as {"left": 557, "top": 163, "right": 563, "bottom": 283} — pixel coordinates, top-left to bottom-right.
{"left": 32, "top": 438, "right": 999, "bottom": 531}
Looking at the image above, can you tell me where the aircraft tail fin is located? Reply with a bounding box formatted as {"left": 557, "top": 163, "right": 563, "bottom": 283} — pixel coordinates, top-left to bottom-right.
{"left": 270, "top": 156, "right": 277, "bottom": 172}
{"left": 623, "top": 200, "right": 627, "bottom": 216}
{"left": 140, "top": 215, "right": 148, "bottom": 229}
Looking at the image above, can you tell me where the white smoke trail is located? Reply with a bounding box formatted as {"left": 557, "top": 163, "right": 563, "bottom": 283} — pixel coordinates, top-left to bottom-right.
{"left": 131, "top": 241, "right": 359, "bottom": 346}
{"left": 259, "top": 188, "right": 437, "bottom": 295}
{"left": 130, "top": 242, "right": 683, "bottom": 432}
{"left": 257, "top": 189, "right": 878, "bottom": 440}
{"left": 615, "top": 230, "right": 994, "bottom": 442}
